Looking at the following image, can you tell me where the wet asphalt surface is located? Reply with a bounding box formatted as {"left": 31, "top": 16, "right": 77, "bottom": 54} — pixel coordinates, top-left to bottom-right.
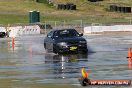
{"left": 0, "top": 34, "right": 132, "bottom": 88}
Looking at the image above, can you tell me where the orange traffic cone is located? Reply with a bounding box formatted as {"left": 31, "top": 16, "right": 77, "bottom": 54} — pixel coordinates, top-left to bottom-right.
{"left": 85, "top": 71, "right": 89, "bottom": 78}
{"left": 127, "top": 48, "right": 132, "bottom": 69}
{"left": 128, "top": 59, "right": 132, "bottom": 69}
{"left": 127, "top": 48, "right": 132, "bottom": 58}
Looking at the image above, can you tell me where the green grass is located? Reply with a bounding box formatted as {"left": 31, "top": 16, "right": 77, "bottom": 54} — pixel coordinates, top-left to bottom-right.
{"left": 0, "top": 14, "right": 130, "bottom": 25}
{"left": 0, "top": 14, "right": 28, "bottom": 24}
{"left": 0, "top": 0, "right": 132, "bottom": 24}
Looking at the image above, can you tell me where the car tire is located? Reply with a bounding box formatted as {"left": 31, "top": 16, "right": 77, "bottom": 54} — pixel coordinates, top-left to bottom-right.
{"left": 44, "top": 43, "right": 49, "bottom": 53}
{"left": 82, "top": 49, "right": 88, "bottom": 54}
{"left": 44, "top": 43, "right": 46, "bottom": 49}
{"left": 53, "top": 45, "right": 59, "bottom": 54}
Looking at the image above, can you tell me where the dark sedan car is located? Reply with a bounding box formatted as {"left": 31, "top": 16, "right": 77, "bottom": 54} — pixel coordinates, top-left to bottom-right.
{"left": 44, "top": 29, "right": 88, "bottom": 54}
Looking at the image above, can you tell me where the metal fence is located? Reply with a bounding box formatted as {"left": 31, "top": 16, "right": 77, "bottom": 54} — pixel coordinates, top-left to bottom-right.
{"left": 39, "top": 19, "right": 132, "bottom": 34}
{"left": 0, "top": 19, "right": 132, "bottom": 35}
{"left": 39, "top": 20, "right": 84, "bottom": 34}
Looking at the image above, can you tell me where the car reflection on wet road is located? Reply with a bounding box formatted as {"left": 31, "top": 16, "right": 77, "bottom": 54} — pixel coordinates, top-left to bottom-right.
{"left": 44, "top": 54, "right": 88, "bottom": 79}
{"left": 0, "top": 34, "right": 132, "bottom": 88}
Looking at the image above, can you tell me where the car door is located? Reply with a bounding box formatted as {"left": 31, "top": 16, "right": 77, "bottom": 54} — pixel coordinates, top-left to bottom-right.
{"left": 44, "top": 31, "right": 54, "bottom": 52}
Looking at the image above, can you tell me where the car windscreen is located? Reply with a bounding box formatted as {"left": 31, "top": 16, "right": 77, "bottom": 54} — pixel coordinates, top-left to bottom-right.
{"left": 54, "top": 29, "right": 79, "bottom": 38}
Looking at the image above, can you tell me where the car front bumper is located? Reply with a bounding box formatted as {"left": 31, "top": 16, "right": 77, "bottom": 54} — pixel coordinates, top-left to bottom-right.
{"left": 57, "top": 44, "right": 88, "bottom": 53}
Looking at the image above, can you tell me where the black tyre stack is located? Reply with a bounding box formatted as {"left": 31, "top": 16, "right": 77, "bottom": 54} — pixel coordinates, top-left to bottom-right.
{"left": 62, "top": 4, "right": 67, "bottom": 10}
{"left": 109, "top": 5, "right": 131, "bottom": 13}
{"left": 71, "top": 4, "right": 76, "bottom": 10}
{"left": 125, "top": 7, "right": 131, "bottom": 13}
{"left": 57, "top": 3, "right": 76, "bottom": 10}
{"left": 110, "top": 5, "right": 117, "bottom": 12}
{"left": 35, "top": 0, "right": 39, "bottom": 2}
{"left": 57, "top": 4, "right": 62, "bottom": 9}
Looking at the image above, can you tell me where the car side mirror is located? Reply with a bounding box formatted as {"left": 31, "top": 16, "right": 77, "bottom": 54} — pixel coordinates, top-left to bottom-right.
{"left": 79, "top": 33, "right": 83, "bottom": 36}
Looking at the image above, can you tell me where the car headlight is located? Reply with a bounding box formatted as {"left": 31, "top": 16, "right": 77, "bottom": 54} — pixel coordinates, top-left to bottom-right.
{"left": 57, "top": 42, "right": 67, "bottom": 46}
{"left": 79, "top": 41, "right": 87, "bottom": 43}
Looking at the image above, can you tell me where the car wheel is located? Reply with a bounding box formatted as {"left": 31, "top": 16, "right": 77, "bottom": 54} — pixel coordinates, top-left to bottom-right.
{"left": 44, "top": 43, "right": 48, "bottom": 53}
{"left": 44, "top": 43, "right": 46, "bottom": 49}
{"left": 53, "top": 45, "right": 59, "bottom": 54}
{"left": 82, "top": 49, "right": 88, "bottom": 54}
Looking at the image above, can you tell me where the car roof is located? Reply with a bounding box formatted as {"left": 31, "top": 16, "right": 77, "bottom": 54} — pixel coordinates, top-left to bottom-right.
{"left": 52, "top": 28, "right": 75, "bottom": 32}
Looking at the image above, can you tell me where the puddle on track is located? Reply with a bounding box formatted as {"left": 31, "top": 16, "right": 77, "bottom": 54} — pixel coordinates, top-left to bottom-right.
{"left": 0, "top": 35, "right": 132, "bottom": 88}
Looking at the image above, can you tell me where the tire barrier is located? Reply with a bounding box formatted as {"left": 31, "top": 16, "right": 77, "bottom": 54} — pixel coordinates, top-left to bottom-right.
{"left": 125, "top": 7, "right": 131, "bottom": 13}
{"left": 35, "top": 0, "right": 39, "bottom": 2}
{"left": 110, "top": 5, "right": 131, "bottom": 13}
{"left": 110, "top": 5, "right": 118, "bottom": 12}
{"left": 35, "top": 0, "right": 48, "bottom": 3}
{"left": 57, "top": 4, "right": 63, "bottom": 9}
{"left": 57, "top": 3, "right": 76, "bottom": 10}
{"left": 62, "top": 4, "right": 66, "bottom": 10}
{"left": 88, "top": 0, "right": 103, "bottom": 2}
